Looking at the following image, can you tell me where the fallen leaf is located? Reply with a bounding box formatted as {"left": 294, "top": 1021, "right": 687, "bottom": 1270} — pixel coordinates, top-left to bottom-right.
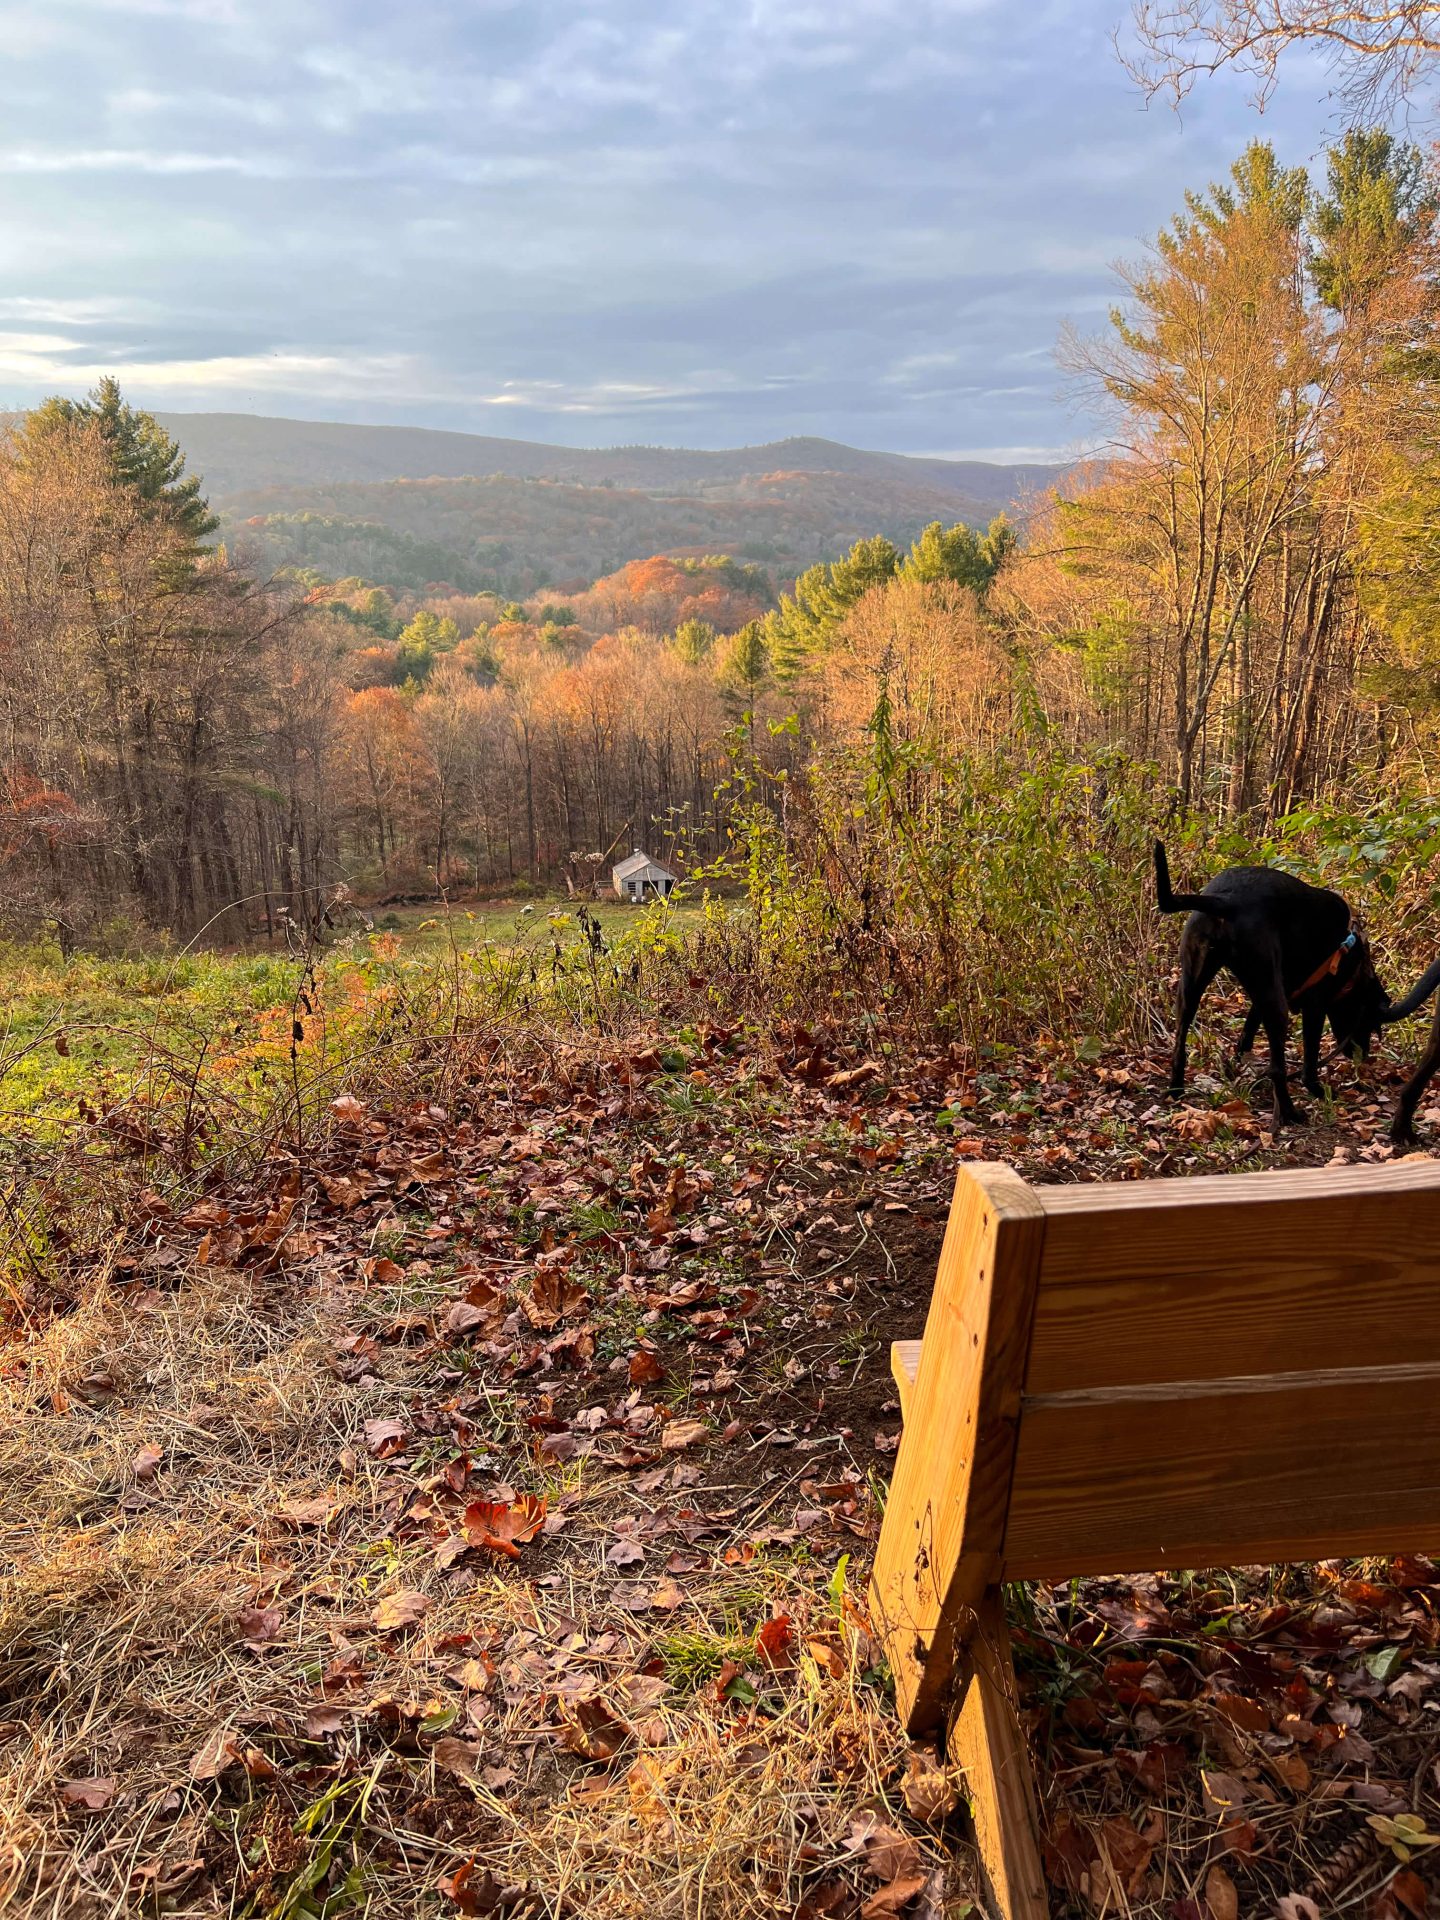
{"left": 1201, "top": 1769, "right": 1249, "bottom": 1820}
{"left": 237, "top": 1604, "right": 282, "bottom": 1644}
{"left": 277, "top": 1495, "right": 334, "bottom": 1529}
{"left": 525, "top": 1270, "right": 589, "bottom": 1325}
{"left": 188, "top": 1725, "right": 242, "bottom": 1781}
{"left": 304, "top": 1705, "right": 348, "bottom": 1738}
{"left": 1391, "top": 1868, "right": 1430, "bottom": 1918}
{"left": 628, "top": 1348, "right": 665, "bottom": 1386}
{"left": 432, "top": 1736, "right": 481, "bottom": 1780}
{"left": 132, "top": 1442, "right": 163, "bottom": 1481}
{"left": 661, "top": 1418, "right": 707, "bottom": 1452}
{"left": 861, "top": 1872, "right": 927, "bottom": 1918}
{"left": 901, "top": 1746, "right": 959, "bottom": 1825}
{"left": 61, "top": 1777, "right": 116, "bottom": 1811}
{"left": 362, "top": 1417, "right": 409, "bottom": 1457}
{"left": 856, "top": 1822, "right": 921, "bottom": 1882}
{"left": 371, "top": 1589, "right": 431, "bottom": 1633}
{"left": 1205, "top": 1863, "right": 1239, "bottom": 1920}
{"left": 755, "top": 1613, "right": 795, "bottom": 1669}
{"left": 558, "top": 1696, "right": 631, "bottom": 1764}
{"left": 462, "top": 1494, "right": 547, "bottom": 1560}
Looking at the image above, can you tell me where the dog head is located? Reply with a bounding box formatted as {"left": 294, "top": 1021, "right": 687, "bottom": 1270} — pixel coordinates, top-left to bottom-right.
{"left": 1330, "top": 935, "right": 1388, "bottom": 1059}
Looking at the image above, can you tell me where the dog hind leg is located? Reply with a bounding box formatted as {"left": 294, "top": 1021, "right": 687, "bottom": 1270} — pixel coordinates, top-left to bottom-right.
{"left": 1258, "top": 977, "right": 1302, "bottom": 1126}
{"left": 1392, "top": 998, "right": 1440, "bottom": 1145}
{"left": 1230, "top": 1004, "right": 1260, "bottom": 1074}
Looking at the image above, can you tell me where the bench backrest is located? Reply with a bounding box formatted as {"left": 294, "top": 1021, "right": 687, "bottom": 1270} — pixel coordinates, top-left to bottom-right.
{"left": 873, "top": 1158, "right": 1440, "bottom": 1733}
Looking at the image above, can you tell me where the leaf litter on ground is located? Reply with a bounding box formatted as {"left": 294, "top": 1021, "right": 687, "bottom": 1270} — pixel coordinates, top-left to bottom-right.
{"left": 2, "top": 1002, "right": 1438, "bottom": 1917}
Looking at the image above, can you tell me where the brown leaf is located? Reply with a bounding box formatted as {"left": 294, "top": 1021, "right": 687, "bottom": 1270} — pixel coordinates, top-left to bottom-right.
{"left": 661, "top": 1418, "right": 707, "bottom": 1452}
{"left": 1201, "top": 1769, "right": 1249, "bottom": 1819}
{"left": 525, "top": 1270, "right": 589, "bottom": 1326}
{"left": 237, "top": 1604, "right": 282, "bottom": 1644}
{"left": 628, "top": 1348, "right": 665, "bottom": 1386}
{"left": 189, "top": 1725, "right": 243, "bottom": 1780}
{"left": 755, "top": 1613, "right": 795, "bottom": 1669}
{"left": 132, "top": 1442, "right": 163, "bottom": 1481}
{"left": 462, "top": 1494, "right": 547, "bottom": 1560}
{"left": 1211, "top": 1692, "right": 1269, "bottom": 1734}
{"left": 1100, "top": 1814, "right": 1154, "bottom": 1893}
{"left": 438, "top": 1859, "right": 516, "bottom": 1916}
{"left": 1276, "top": 1899, "right": 1322, "bottom": 1920}
{"left": 61, "top": 1777, "right": 116, "bottom": 1811}
{"left": 432, "top": 1736, "right": 481, "bottom": 1780}
{"left": 277, "top": 1495, "right": 334, "bottom": 1529}
{"left": 1205, "top": 1863, "right": 1239, "bottom": 1920}
{"left": 901, "top": 1745, "right": 960, "bottom": 1825}
{"left": 362, "top": 1417, "right": 409, "bottom": 1457}
{"left": 558, "top": 1696, "right": 631, "bottom": 1764}
{"left": 371, "top": 1589, "right": 431, "bottom": 1633}
{"left": 304, "top": 1704, "right": 348, "bottom": 1738}
{"left": 1391, "top": 1869, "right": 1430, "bottom": 1919}
{"left": 857, "top": 1822, "right": 922, "bottom": 1883}
{"left": 860, "top": 1873, "right": 927, "bottom": 1918}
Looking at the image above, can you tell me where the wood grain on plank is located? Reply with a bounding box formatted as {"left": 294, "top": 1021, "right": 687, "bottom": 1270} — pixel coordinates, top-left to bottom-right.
{"left": 1003, "top": 1371, "right": 1440, "bottom": 1578}
{"left": 869, "top": 1162, "right": 1046, "bottom": 1733}
{"left": 946, "top": 1587, "right": 1048, "bottom": 1920}
{"left": 892, "top": 1339, "right": 921, "bottom": 1421}
{"left": 1026, "top": 1160, "right": 1440, "bottom": 1394}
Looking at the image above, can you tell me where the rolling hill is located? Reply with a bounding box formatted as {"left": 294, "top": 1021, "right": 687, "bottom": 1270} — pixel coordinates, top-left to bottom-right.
{"left": 155, "top": 412, "right": 1065, "bottom": 596}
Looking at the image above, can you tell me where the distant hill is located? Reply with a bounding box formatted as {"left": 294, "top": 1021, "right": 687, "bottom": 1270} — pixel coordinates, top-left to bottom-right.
{"left": 156, "top": 412, "right": 1065, "bottom": 596}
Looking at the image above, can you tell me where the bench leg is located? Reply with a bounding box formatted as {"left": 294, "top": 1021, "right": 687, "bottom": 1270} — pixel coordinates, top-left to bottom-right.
{"left": 946, "top": 1587, "right": 1048, "bottom": 1920}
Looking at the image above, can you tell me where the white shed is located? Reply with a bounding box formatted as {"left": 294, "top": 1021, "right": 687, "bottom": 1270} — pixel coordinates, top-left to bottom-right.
{"left": 612, "top": 848, "right": 679, "bottom": 902}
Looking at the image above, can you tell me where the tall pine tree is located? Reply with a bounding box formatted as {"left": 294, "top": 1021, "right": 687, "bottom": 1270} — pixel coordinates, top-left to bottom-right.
{"left": 29, "top": 377, "right": 218, "bottom": 549}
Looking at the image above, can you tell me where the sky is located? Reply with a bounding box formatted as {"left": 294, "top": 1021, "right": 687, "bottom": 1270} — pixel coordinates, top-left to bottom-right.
{"left": 0, "top": 0, "right": 1352, "bottom": 460}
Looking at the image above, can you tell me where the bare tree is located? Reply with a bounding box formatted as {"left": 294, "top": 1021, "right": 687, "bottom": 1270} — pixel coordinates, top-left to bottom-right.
{"left": 1125, "top": 2, "right": 1440, "bottom": 116}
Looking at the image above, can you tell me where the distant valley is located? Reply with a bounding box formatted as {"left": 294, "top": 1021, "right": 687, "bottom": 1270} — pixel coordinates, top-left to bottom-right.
{"left": 156, "top": 412, "right": 1065, "bottom": 595}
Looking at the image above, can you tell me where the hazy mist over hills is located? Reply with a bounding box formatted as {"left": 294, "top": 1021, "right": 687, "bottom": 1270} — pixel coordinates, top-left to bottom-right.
{"left": 162, "top": 411, "right": 1064, "bottom": 594}
{"left": 155, "top": 413, "right": 1062, "bottom": 507}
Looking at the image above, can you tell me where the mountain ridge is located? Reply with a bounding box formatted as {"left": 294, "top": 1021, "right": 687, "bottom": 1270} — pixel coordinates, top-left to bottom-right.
{"left": 153, "top": 411, "right": 1065, "bottom": 505}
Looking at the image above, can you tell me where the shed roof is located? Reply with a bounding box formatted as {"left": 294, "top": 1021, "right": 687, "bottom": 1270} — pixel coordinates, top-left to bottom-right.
{"left": 613, "top": 849, "right": 677, "bottom": 881}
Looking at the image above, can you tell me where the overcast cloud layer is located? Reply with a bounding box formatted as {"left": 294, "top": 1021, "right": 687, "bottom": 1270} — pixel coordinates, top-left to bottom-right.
{"left": 0, "top": 0, "right": 1344, "bottom": 458}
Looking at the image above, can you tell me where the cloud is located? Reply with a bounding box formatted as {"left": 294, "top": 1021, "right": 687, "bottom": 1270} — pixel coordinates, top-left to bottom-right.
{"left": 0, "top": 0, "right": 1343, "bottom": 456}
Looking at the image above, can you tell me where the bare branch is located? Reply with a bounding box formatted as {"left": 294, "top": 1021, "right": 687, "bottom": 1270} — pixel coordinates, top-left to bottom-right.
{"left": 1123, "top": 2, "right": 1440, "bottom": 117}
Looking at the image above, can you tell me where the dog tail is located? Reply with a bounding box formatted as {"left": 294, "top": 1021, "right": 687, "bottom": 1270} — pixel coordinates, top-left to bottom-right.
{"left": 1153, "top": 839, "right": 1232, "bottom": 917}
{"left": 1380, "top": 955, "right": 1440, "bottom": 1024}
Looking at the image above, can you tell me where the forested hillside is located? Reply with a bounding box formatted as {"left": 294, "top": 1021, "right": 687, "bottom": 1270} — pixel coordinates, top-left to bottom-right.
{"left": 224, "top": 466, "right": 1017, "bottom": 597}
{"left": 6, "top": 131, "right": 1440, "bottom": 965}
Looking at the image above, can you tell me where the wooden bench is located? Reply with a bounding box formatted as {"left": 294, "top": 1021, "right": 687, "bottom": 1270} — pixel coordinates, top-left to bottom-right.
{"left": 869, "top": 1158, "right": 1440, "bottom": 1920}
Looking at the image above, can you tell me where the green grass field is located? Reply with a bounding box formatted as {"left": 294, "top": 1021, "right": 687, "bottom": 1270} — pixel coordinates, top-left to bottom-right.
{"left": 0, "top": 895, "right": 700, "bottom": 1145}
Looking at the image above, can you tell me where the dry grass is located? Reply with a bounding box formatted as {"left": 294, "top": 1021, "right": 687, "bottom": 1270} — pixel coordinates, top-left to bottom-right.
{"left": 0, "top": 1254, "right": 966, "bottom": 1920}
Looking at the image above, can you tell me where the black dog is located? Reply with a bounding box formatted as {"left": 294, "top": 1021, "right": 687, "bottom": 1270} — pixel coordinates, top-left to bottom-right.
{"left": 1154, "top": 841, "right": 1391, "bottom": 1125}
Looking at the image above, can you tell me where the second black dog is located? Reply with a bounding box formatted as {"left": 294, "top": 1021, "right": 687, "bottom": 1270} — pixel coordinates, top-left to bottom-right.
{"left": 1154, "top": 840, "right": 1391, "bottom": 1125}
